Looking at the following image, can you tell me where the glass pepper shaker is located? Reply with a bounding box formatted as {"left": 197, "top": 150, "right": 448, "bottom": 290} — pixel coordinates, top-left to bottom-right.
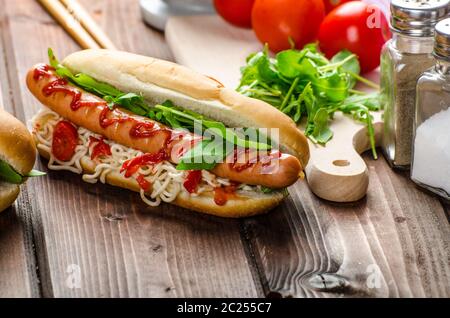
{"left": 411, "top": 18, "right": 450, "bottom": 200}
{"left": 381, "top": 0, "right": 449, "bottom": 169}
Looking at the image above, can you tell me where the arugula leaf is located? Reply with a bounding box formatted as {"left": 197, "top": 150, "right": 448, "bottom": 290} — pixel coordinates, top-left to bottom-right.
{"left": 341, "top": 93, "right": 381, "bottom": 111}
{"left": 0, "top": 160, "right": 23, "bottom": 184}
{"left": 313, "top": 71, "right": 348, "bottom": 102}
{"left": 176, "top": 161, "right": 217, "bottom": 171}
{"left": 276, "top": 50, "right": 306, "bottom": 78}
{"left": 255, "top": 51, "right": 279, "bottom": 82}
{"left": 331, "top": 50, "right": 360, "bottom": 75}
{"left": 154, "top": 104, "right": 271, "bottom": 151}
{"left": 260, "top": 186, "right": 274, "bottom": 194}
{"left": 310, "top": 108, "right": 333, "bottom": 144}
{"left": 149, "top": 103, "right": 273, "bottom": 170}
{"left": 339, "top": 93, "right": 381, "bottom": 159}
{"left": 0, "top": 160, "right": 46, "bottom": 184}
{"left": 105, "top": 93, "right": 151, "bottom": 116}
{"left": 260, "top": 186, "right": 288, "bottom": 196}
{"left": 176, "top": 140, "right": 226, "bottom": 171}
{"left": 26, "top": 170, "right": 47, "bottom": 177}
{"left": 331, "top": 50, "right": 360, "bottom": 88}
{"left": 73, "top": 73, "right": 122, "bottom": 97}
{"left": 49, "top": 48, "right": 122, "bottom": 98}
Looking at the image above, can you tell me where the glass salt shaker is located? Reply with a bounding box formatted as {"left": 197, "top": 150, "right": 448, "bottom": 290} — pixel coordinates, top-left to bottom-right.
{"left": 381, "top": 0, "right": 449, "bottom": 169}
{"left": 411, "top": 18, "right": 450, "bottom": 200}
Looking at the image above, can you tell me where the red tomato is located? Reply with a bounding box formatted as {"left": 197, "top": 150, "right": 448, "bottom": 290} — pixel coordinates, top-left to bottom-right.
{"left": 52, "top": 120, "right": 79, "bottom": 162}
{"left": 318, "top": 1, "right": 391, "bottom": 73}
{"left": 214, "top": 0, "right": 255, "bottom": 28}
{"left": 252, "top": 0, "right": 325, "bottom": 53}
{"left": 323, "top": 0, "right": 355, "bottom": 13}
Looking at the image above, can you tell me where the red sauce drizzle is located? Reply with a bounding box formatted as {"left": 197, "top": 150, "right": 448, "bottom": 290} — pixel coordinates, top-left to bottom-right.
{"left": 261, "top": 150, "right": 282, "bottom": 166}
{"left": 136, "top": 174, "right": 151, "bottom": 192}
{"left": 43, "top": 78, "right": 106, "bottom": 111}
{"left": 229, "top": 148, "right": 283, "bottom": 172}
{"left": 33, "top": 64, "right": 54, "bottom": 80}
{"left": 214, "top": 184, "right": 238, "bottom": 206}
{"left": 229, "top": 148, "right": 254, "bottom": 172}
{"left": 88, "top": 136, "right": 112, "bottom": 160}
{"left": 130, "top": 121, "right": 162, "bottom": 138}
{"left": 120, "top": 150, "right": 168, "bottom": 178}
{"left": 98, "top": 107, "right": 130, "bottom": 129}
{"left": 183, "top": 170, "right": 202, "bottom": 194}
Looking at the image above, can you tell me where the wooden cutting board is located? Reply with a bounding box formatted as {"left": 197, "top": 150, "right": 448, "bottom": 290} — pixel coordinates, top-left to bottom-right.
{"left": 165, "top": 15, "right": 383, "bottom": 203}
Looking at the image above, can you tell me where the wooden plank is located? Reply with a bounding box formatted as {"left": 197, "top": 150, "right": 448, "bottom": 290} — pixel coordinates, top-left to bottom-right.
{"left": 245, "top": 153, "right": 450, "bottom": 297}
{"left": 4, "top": 0, "right": 260, "bottom": 297}
{"left": 0, "top": 204, "right": 36, "bottom": 297}
{"left": 0, "top": 4, "right": 40, "bottom": 297}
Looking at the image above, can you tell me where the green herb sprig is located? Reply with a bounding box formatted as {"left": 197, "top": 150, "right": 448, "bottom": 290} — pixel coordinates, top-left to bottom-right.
{"left": 237, "top": 43, "right": 381, "bottom": 158}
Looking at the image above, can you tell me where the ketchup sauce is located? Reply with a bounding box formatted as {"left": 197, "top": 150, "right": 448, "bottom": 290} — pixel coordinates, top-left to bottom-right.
{"left": 136, "top": 174, "right": 151, "bottom": 192}
{"left": 229, "top": 148, "right": 283, "bottom": 172}
{"left": 88, "top": 136, "right": 112, "bottom": 160}
{"left": 229, "top": 148, "right": 254, "bottom": 172}
{"left": 120, "top": 150, "right": 168, "bottom": 178}
{"left": 43, "top": 78, "right": 106, "bottom": 111}
{"left": 213, "top": 184, "right": 238, "bottom": 206}
{"left": 99, "top": 107, "right": 130, "bottom": 129}
{"left": 183, "top": 170, "right": 202, "bottom": 194}
{"left": 33, "top": 64, "right": 54, "bottom": 80}
{"left": 130, "top": 121, "right": 161, "bottom": 138}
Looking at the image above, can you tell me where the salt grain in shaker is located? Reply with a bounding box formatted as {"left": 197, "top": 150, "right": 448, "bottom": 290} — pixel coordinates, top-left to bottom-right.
{"left": 411, "top": 18, "right": 450, "bottom": 200}
{"left": 381, "top": 0, "right": 449, "bottom": 169}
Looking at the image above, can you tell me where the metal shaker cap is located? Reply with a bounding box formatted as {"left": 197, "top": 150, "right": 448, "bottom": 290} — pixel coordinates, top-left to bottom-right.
{"left": 434, "top": 18, "right": 450, "bottom": 60}
{"left": 391, "top": 0, "right": 449, "bottom": 37}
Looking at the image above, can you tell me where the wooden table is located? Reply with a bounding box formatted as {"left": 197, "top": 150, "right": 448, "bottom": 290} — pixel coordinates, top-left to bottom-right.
{"left": 0, "top": 0, "right": 449, "bottom": 298}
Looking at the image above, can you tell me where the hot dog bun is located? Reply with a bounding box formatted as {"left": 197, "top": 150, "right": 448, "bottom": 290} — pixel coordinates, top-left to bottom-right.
{"left": 62, "top": 49, "right": 310, "bottom": 168}
{"left": 0, "top": 109, "right": 36, "bottom": 213}
{"left": 33, "top": 111, "right": 286, "bottom": 218}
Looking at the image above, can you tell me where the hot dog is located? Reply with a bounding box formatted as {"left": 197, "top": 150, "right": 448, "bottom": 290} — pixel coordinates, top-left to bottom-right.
{"left": 27, "top": 49, "right": 310, "bottom": 217}
{"left": 27, "top": 66, "right": 301, "bottom": 188}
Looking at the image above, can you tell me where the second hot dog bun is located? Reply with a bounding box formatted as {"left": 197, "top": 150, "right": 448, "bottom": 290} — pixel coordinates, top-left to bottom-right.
{"left": 0, "top": 109, "right": 36, "bottom": 213}
{"left": 62, "top": 49, "right": 310, "bottom": 168}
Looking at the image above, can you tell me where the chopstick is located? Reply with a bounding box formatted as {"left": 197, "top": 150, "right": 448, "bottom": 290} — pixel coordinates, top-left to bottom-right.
{"left": 37, "top": 0, "right": 116, "bottom": 50}
{"left": 60, "top": 0, "right": 117, "bottom": 50}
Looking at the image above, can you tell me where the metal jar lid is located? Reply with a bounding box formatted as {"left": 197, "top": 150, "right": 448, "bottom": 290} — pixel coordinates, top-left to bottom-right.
{"left": 434, "top": 18, "right": 450, "bottom": 60}
{"left": 391, "top": 0, "right": 449, "bottom": 37}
